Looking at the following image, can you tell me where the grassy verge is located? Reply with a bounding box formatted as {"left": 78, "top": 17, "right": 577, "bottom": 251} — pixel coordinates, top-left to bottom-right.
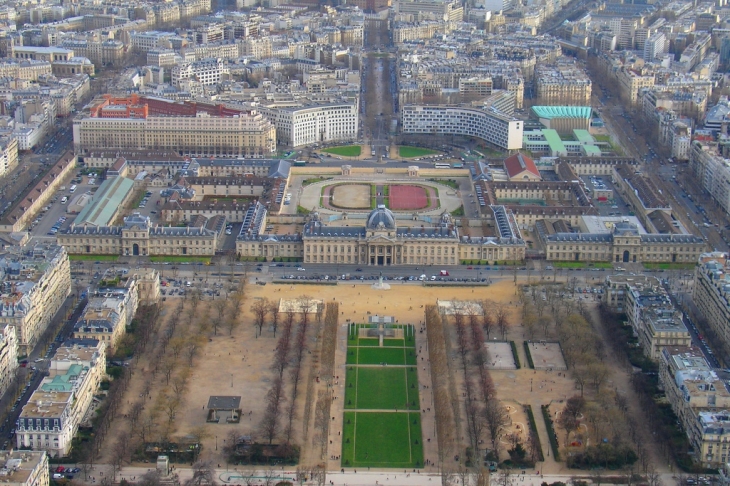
{"left": 322, "top": 145, "right": 361, "bottom": 157}
{"left": 523, "top": 341, "right": 535, "bottom": 369}
{"left": 450, "top": 205, "right": 465, "bottom": 217}
{"left": 297, "top": 205, "right": 310, "bottom": 215}
{"left": 148, "top": 256, "right": 211, "bottom": 263}
{"left": 69, "top": 254, "right": 119, "bottom": 261}
{"left": 593, "top": 262, "right": 614, "bottom": 268}
{"left": 427, "top": 179, "right": 459, "bottom": 189}
{"left": 302, "top": 177, "right": 331, "bottom": 186}
{"left": 510, "top": 341, "right": 521, "bottom": 369}
{"left": 541, "top": 405, "right": 560, "bottom": 461}
{"left": 553, "top": 262, "right": 585, "bottom": 268}
{"left": 524, "top": 405, "right": 544, "bottom": 461}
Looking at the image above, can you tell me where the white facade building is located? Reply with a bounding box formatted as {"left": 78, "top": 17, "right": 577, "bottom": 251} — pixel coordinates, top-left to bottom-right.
{"left": 171, "top": 58, "right": 227, "bottom": 87}
{"left": 401, "top": 105, "right": 523, "bottom": 150}
{"left": 259, "top": 102, "right": 359, "bottom": 148}
{"left": 16, "top": 340, "right": 106, "bottom": 458}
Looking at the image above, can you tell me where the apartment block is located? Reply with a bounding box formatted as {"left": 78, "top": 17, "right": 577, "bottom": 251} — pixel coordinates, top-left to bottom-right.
{"left": 72, "top": 280, "right": 139, "bottom": 352}
{"left": 16, "top": 340, "right": 106, "bottom": 458}
{"left": 0, "top": 451, "right": 48, "bottom": 486}
{"left": 624, "top": 278, "right": 690, "bottom": 359}
{"left": 0, "top": 245, "right": 71, "bottom": 353}
{"left": 659, "top": 347, "right": 730, "bottom": 467}
{"left": 0, "top": 323, "right": 18, "bottom": 398}
{"left": 693, "top": 252, "right": 730, "bottom": 353}
{"left": 602, "top": 274, "right": 660, "bottom": 313}
{"left": 690, "top": 142, "right": 730, "bottom": 217}
{"left": 534, "top": 61, "right": 591, "bottom": 106}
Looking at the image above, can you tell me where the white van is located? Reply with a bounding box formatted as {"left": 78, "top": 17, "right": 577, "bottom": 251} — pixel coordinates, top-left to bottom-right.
{"left": 186, "top": 281, "right": 191, "bottom": 287}
{"left": 60, "top": 196, "right": 68, "bottom": 204}
{"left": 69, "top": 185, "right": 77, "bottom": 193}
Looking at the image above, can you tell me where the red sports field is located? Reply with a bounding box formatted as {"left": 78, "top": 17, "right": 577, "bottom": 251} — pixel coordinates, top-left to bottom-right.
{"left": 389, "top": 185, "right": 429, "bottom": 210}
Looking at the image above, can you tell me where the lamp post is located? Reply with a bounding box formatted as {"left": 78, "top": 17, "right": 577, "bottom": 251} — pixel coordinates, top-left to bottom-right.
{"left": 215, "top": 435, "right": 218, "bottom": 451}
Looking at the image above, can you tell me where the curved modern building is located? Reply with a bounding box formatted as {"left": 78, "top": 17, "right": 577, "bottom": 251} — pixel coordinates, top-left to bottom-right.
{"left": 400, "top": 105, "right": 523, "bottom": 150}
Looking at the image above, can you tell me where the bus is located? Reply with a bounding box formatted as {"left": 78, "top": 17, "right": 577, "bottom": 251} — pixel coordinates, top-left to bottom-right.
{"left": 452, "top": 162, "right": 464, "bottom": 168}
{"left": 435, "top": 163, "right": 451, "bottom": 169}
{"left": 293, "top": 160, "right": 306, "bottom": 167}
{"left": 69, "top": 185, "right": 77, "bottom": 193}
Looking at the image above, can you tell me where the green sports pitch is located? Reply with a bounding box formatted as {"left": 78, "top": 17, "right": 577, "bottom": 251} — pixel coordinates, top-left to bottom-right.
{"left": 342, "top": 324, "right": 423, "bottom": 468}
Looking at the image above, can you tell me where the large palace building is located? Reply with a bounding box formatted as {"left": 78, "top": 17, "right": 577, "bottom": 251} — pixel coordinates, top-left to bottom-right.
{"left": 236, "top": 205, "right": 527, "bottom": 265}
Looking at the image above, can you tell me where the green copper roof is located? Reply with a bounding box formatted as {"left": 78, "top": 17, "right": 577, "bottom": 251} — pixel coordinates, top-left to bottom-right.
{"left": 40, "top": 364, "right": 85, "bottom": 392}
{"left": 74, "top": 177, "right": 134, "bottom": 227}
{"left": 532, "top": 106, "right": 592, "bottom": 120}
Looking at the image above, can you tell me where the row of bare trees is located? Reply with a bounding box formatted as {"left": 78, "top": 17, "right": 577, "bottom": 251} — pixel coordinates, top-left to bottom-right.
{"left": 449, "top": 299, "right": 539, "bottom": 463}
{"left": 425, "top": 305, "right": 459, "bottom": 469}
{"left": 258, "top": 296, "right": 323, "bottom": 450}
{"left": 311, "top": 302, "right": 338, "bottom": 462}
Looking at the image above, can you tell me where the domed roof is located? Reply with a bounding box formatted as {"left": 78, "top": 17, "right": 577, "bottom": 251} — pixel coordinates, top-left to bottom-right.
{"left": 367, "top": 205, "right": 396, "bottom": 230}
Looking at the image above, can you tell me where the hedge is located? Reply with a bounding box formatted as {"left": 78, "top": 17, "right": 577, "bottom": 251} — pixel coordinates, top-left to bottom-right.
{"left": 523, "top": 341, "right": 535, "bottom": 369}
{"left": 541, "top": 404, "right": 560, "bottom": 461}
{"left": 510, "top": 341, "right": 521, "bottom": 369}
{"left": 523, "top": 405, "right": 544, "bottom": 462}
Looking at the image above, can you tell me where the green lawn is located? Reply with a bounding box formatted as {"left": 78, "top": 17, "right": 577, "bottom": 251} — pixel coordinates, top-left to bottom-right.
{"left": 69, "top": 254, "right": 120, "bottom": 261}
{"left": 342, "top": 412, "right": 423, "bottom": 468}
{"left": 354, "top": 347, "right": 407, "bottom": 365}
{"left": 322, "top": 145, "right": 362, "bottom": 157}
{"left": 592, "top": 262, "right": 614, "bottom": 269}
{"left": 148, "top": 256, "right": 212, "bottom": 263}
{"left": 356, "top": 338, "right": 380, "bottom": 347}
{"left": 356, "top": 367, "right": 408, "bottom": 409}
{"left": 398, "top": 146, "right": 439, "bottom": 158}
{"left": 553, "top": 262, "right": 586, "bottom": 268}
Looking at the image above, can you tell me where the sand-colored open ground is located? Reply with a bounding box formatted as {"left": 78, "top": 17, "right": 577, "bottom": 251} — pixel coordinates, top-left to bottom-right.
{"left": 330, "top": 184, "right": 371, "bottom": 210}
{"left": 99, "top": 277, "right": 664, "bottom": 476}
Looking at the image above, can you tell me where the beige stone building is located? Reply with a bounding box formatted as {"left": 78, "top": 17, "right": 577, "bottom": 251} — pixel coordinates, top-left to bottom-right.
{"left": 0, "top": 323, "right": 18, "bottom": 398}
{"left": 535, "top": 62, "right": 592, "bottom": 106}
{"left": 57, "top": 213, "right": 222, "bottom": 257}
{"left": 693, "top": 252, "right": 730, "bottom": 353}
{"left": 659, "top": 347, "right": 730, "bottom": 467}
{"left": 542, "top": 221, "right": 706, "bottom": 264}
{"left": 237, "top": 206, "right": 526, "bottom": 265}
{"left": 73, "top": 113, "right": 276, "bottom": 158}
{"left": 0, "top": 245, "right": 71, "bottom": 353}
{"left": 16, "top": 340, "right": 106, "bottom": 457}
{"left": 0, "top": 451, "right": 49, "bottom": 486}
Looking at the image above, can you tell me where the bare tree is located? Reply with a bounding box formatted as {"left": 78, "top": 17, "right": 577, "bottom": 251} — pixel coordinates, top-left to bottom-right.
{"left": 484, "top": 399, "right": 509, "bottom": 452}
{"left": 212, "top": 298, "right": 227, "bottom": 335}
{"left": 495, "top": 303, "right": 509, "bottom": 340}
{"left": 480, "top": 299, "right": 495, "bottom": 339}
{"left": 269, "top": 300, "right": 281, "bottom": 337}
{"left": 251, "top": 297, "right": 270, "bottom": 337}
{"left": 185, "top": 461, "right": 217, "bottom": 486}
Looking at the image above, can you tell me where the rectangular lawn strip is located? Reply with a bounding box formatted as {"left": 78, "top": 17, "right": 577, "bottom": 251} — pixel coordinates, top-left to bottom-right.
{"left": 405, "top": 349, "right": 417, "bottom": 365}
{"left": 344, "top": 367, "right": 358, "bottom": 409}
{"left": 342, "top": 412, "right": 357, "bottom": 466}
{"left": 356, "top": 346, "right": 406, "bottom": 365}
{"left": 382, "top": 339, "right": 405, "bottom": 347}
{"left": 356, "top": 338, "right": 380, "bottom": 347}
{"left": 356, "top": 367, "right": 408, "bottom": 409}
{"left": 406, "top": 367, "right": 420, "bottom": 409}
{"left": 408, "top": 412, "right": 425, "bottom": 468}
{"left": 351, "top": 412, "right": 414, "bottom": 467}
{"left": 346, "top": 347, "right": 358, "bottom": 364}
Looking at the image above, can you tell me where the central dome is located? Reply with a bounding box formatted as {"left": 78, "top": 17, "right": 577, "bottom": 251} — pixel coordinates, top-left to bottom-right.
{"left": 367, "top": 205, "right": 396, "bottom": 230}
